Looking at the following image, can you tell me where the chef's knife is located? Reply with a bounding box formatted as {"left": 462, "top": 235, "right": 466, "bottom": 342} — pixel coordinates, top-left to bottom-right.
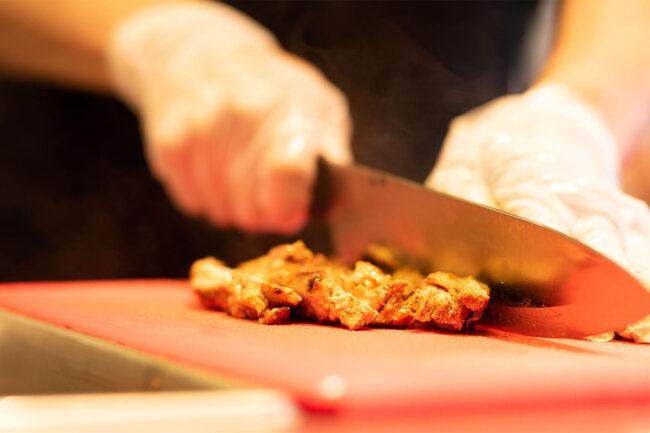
{"left": 315, "top": 161, "right": 650, "bottom": 338}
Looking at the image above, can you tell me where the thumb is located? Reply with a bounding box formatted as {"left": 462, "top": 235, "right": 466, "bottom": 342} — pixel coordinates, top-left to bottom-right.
{"left": 425, "top": 163, "right": 496, "bottom": 208}
{"left": 315, "top": 90, "right": 353, "bottom": 166}
{"left": 617, "top": 230, "right": 650, "bottom": 343}
{"left": 424, "top": 113, "right": 496, "bottom": 207}
{"left": 256, "top": 98, "right": 352, "bottom": 233}
{"left": 255, "top": 112, "right": 319, "bottom": 234}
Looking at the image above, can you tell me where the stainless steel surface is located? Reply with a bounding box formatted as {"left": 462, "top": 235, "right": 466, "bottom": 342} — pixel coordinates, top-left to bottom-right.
{"left": 0, "top": 310, "right": 239, "bottom": 395}
{"left": 319, "top": 162, "right": 650, "bottom": 338}
{"left": 0, "top": 390, "right": 297, "bottom": 433}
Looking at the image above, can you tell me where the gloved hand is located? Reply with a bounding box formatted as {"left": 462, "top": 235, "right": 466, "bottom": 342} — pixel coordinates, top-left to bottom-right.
{"left": 107, "top": 2, "right": 351, "bottom": 233}
{"left": 426, "top": 83, "right": 650, "bottom": 343}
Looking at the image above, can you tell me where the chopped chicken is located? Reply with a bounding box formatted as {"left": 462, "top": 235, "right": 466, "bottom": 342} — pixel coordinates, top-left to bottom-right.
{"left": 191, "top": 241, "right": 490, "bottom": 331}
{"left": 191, "top": 256, "right": 301, "bottom": 324}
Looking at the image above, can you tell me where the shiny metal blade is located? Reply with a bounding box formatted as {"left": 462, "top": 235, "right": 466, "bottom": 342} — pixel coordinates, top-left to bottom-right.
{"left": 318, "top": 162, "right": 650, "bottom": 338}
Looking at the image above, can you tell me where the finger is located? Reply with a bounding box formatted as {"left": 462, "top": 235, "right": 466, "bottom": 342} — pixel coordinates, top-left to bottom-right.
{"left": 554, "top": 184, "right": 650, "bottom": 241}
{"left": 477, "top": 165, "right": 577, "bottom": 234}
{"left": 571, "top": 213, "right": 649, "bottom": 344}
{"left": 426, "top": 164, "right": 497, "bottom": 208}
{"left": 572, "top": 216, "right": 646, "bottom": 343}
{"left": 182, "top": 82, "right": 223, "bottom": 224}
{"left": 260, "top": 90, "right": 349, "bottom": 232}
{"left": 143, "top": 94, "right": 204, "bottom": 217}
{"left": 314, "top": 85, "right": 353, "bottom": 165}
{"left": 625, "top": 195, "right": 650, "bottom": 240}
{"left": 262, "top": 136, "right": 315, "bottom": 234}
{"left": 191, "top": 106, "right": 243, "bottom": 228}
{"left": 225, "top": 103, "right": 277, "bottom": 232}
{"left": 227, "top": 134, "right": 266, "bottom": 232}
{"left": 228, "top": 52, "right": 347, "bottom": 233}
{"left": 622, "top": 229, "right": 650, "bottom": 288}
{"left": 216, "top": 55, "right": 295, "bottom": 232}
{"left": 571, "top": 214, "right": 633, "bottom": 271}
{"left": 616, "top": 229, "right": 650, "bottom": 343}
{"left": 146, "top": 127, "right": 203, "bottom": 217}
{"left": 259, "top": 159, "right": 313, "bottom": 234}
{"left": 317, "top": 121, "right": 353, "bottom": 165}
{"left": 479, "top": 133, "right": 577, "bottom": 233}
{"left": 584, "top": 332, "right": 616, "bottom": 342}
{"left": 617, "top": 315, "right": 650, "bottom": 343}
{"left": 256, "top": 109, "right": 317, "bottom": 234}
{"left": 424, "top": 116, "right": 496, "bottom": 207}
{"left": 191, "top": 126, "right": 229, "bottom": 227}
{"left": 190, "top": 61, "right": 274, "bottom": 229}
{"left": 160, "top": 138, "right": 204, "bottom": 217}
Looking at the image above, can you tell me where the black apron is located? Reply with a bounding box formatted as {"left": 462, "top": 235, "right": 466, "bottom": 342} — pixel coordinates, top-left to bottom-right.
{"left": 0, "top": 1, "right": 537, "bottom": 281}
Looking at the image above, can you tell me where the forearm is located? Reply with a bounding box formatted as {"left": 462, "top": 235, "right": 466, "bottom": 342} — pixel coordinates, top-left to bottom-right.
{"left": 0, "top": 0, "right": 192, "bottom": 92}
{"left": 536, "top": 0, "right": 650, "bottom": 157}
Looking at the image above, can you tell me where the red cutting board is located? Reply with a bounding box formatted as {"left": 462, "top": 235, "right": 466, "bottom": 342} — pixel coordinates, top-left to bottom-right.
{"left": 1, "top": 280, "right": 650, "bottom": 414}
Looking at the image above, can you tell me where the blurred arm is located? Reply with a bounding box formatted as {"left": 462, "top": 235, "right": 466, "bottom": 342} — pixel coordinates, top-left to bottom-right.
{"left": 536, "top": 0, "right": 650, "bottom": 157}
{"left": 0, "top": 0, "right": 190, "bottom": 92}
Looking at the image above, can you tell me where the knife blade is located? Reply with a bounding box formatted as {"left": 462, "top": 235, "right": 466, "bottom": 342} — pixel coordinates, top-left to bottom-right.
{"left": 315, "top": 161, "right": 650, "bottom": 338}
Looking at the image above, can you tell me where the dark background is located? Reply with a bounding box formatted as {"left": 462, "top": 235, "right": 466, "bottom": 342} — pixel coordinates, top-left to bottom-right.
{"left": 0, "top": 1, "right": 537, "bottom": 281}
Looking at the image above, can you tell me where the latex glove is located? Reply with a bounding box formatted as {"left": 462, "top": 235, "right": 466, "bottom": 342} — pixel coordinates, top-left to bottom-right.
{"left": 426, "top": 84, "right": 650, "bottom": 343}
{"left": 107, "top": 2, "right": 351, "bottom": 233}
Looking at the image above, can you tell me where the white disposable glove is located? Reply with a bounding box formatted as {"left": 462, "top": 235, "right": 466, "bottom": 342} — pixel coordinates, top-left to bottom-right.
{"left": 107, "top": 2, "right": 351, "bottom": 233}
{"left": 426, "top": 84, "right": 650, "bottom": 343}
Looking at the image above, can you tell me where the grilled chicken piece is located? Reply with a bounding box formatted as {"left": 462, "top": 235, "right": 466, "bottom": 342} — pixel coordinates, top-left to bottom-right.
{"left": 373, "top": 272, "right": 489, "bottom": 330}
{"left": 238, "top": 242, "right": 377, "bottom": 330}
{"left": 191, "top": 241, "right": 490, "bottom": 331}
{"left": 191, "top": 257, "right": 301, "bottom": 324}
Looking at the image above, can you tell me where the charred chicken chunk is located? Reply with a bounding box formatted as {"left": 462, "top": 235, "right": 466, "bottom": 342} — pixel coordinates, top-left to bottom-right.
{"left": 191, "top": 241, "right": 490, "bottom": 331}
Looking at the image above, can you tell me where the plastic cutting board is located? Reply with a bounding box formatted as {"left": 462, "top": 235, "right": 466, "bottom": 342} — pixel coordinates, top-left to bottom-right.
{"left": 1, "top": 280, "right": 649, "bottom": 413}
